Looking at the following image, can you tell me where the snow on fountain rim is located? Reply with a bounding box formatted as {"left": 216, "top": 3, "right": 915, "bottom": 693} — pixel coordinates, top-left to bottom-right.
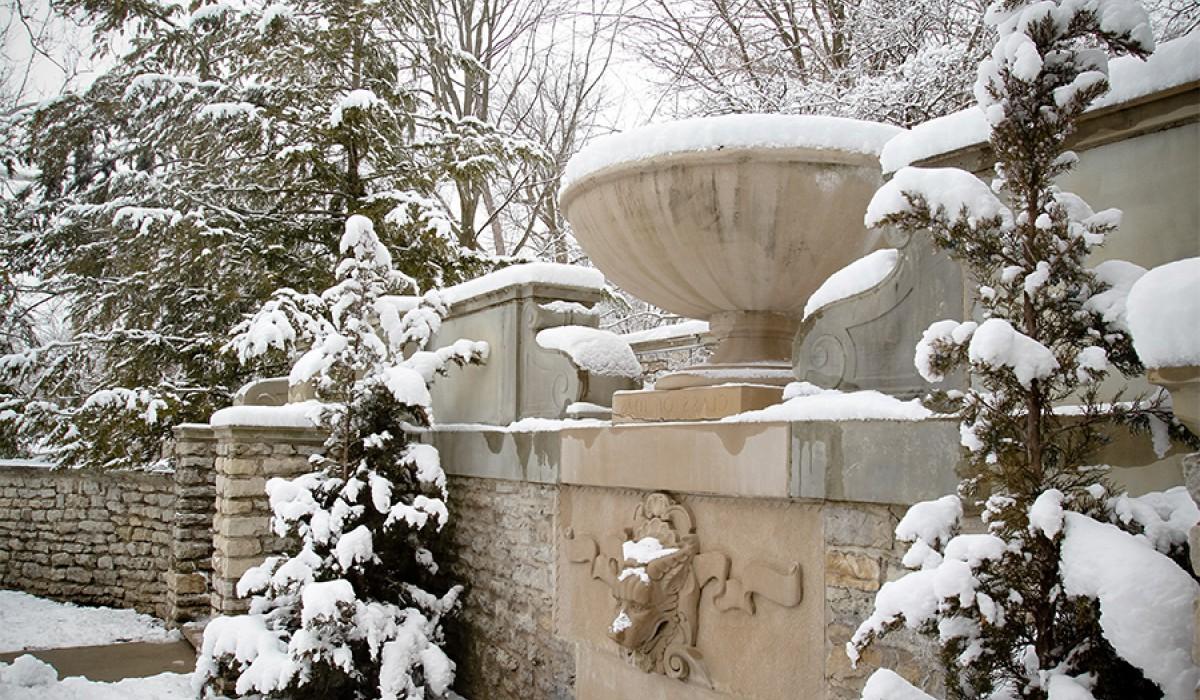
{"left": 562, "top": 114, "right": 902, "bottom": 192}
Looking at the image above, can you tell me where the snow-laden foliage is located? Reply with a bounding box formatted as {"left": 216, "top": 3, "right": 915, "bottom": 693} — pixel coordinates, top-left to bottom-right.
{"left": 853, "top": 490, "right": 1199, "bottom": 699}
{"left": 195, "top": 215, "right": 485, "bottom": 698}
{"left": 0, "top": 0, "right": 535, "bottom": 469}
{"left": 852, "top": 0, "right": 1200, "bottom": 697}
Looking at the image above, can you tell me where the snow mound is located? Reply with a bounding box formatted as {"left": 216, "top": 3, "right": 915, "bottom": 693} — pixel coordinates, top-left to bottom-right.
{"left": 915, "top": 319, "right": 977, "bottom": 383}
{"left": 896, "top": 495, "right": 963, "bottom": 547}
{"left": 968, "top": 318, "right": 1059, "bottom": 388}
{"left": 563, "top": 114, "right": 901, "bottom": 191}
{"left": 0, "top": 654, "right": 57, "bottom": 686}
{"left": 1029, "top": 489, "right": 1066, "bottom": 539}
{"left": 1092, "top": 31, "right": 1200, "bottom": 110}
{"left": 1111, "top": 486, "right": 1200, "bottom": 553}
{"left": 1060, "top": 512, "right": 1200, "bottom": 699}
{"left": 1126, "top": 257, "right": 1200, "bottom": 368}
{"left": 536, "top": 326, "right": 642, "bottom": 378}
{"left": 861, "top": 668, "right": 936, "bottom": 700}
{"left": 723, "top": 382, "right": 933, "bottom": 423}
{"left": 0, "top": 665, "right": 191, "bottom": 699}
{"left": 1045, "top": 672, "right": 1098, "bottom": 700}
{"left": 803, "top": 249, "right": 900, "bottom": 320}
{"left": 0, "top": 590, "right": 179, "bottom": 653}
{"left": 880, "top": 108, "right": 989, "bottom": 174}
{"left": 619, "top": 320, "right": 710, "bottom": 346}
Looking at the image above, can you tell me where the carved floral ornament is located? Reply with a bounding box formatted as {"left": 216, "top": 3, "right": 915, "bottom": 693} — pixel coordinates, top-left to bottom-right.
{"left": 565, "top": 492, "right": 804, "bottom": 686}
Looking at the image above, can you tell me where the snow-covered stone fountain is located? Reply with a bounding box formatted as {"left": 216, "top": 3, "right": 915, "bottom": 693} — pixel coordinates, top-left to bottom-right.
{"left": 560, "top": 114, "right": 900, "bottom": 419}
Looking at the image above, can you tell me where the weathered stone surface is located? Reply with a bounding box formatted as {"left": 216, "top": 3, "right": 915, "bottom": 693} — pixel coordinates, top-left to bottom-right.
{"left": 613, "top": 385, "right": 784, "bottom": 423}
{"left": 0, "top": 465, "right": 179, "bottom": 618}
{"left": 823, "top": 504, "right": 897, "bottom": 549}
{"left": 209, "top": 427, "right": 322, "bottom": 616}
{"left": 440, "top": 475, "right": 574, "bottom": 700}
{"left": 215, "top": 475, "right": 267, "bottom": 499}
{"left": 825, "top": 550, "right": 881, "bottom": 591}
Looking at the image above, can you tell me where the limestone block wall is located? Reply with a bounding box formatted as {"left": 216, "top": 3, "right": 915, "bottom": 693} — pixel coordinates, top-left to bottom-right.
{"left": 441, "top": 475, "right": 574, "bottom": 700}
{"left": 210, "top": 425, "right": 324, "bottom": 614}
{"left": 166, "top": 424, "right": 218, "bottom": 624}
{"left": 0, "top": 464, "right": 176, "bottom": 619}
{"left": 820, "top": 503, "right": 942, "bottom": 700}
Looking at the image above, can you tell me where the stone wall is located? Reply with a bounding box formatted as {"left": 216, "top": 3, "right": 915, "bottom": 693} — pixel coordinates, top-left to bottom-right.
{"left": 0, "top": 464, "right": 176, "bottom": 619}
{"left": 441, "top": 475, "right": 574, "bottom": 700}
{"left": 821, "top": 502, "right": 943, "bottom": 700}
{"left": 166, "top": 425, "right": 218, "bottom": 624}
{"left": 210, "top": 425, "right": 325, "bottom": 615}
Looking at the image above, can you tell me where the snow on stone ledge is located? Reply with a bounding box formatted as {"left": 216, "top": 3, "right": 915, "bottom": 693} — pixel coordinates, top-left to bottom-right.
{"left": 1060, "top": 511, "right": 1200, "bottom": 699}
{"left": 563, "top": 114, "right": 902, "bottom": 191}
{"left": 536, "top": 326, "right": 642, "bottom": 378}
{"left": 209, "top": 400, "right": 324, "bottom": 429}
{"left": 803, "top": 249, "right": 900, "bottom": 320}
{"left": 439, "top": 262, "right": 605, "bottom": 306}
{"left": 619, "top": 320, "right": 711, "bottom": 346}
{"left": 880, "top": 32, "right": 1200, "bottom": 173}
{"left": 1126, "top": 257, "right": 1200, "bottom": 368}
{"left": 722, "top": 382, "right": 933, "bottom": 423}
{"left": 434, "top": 417, "right": 610, "bottom": 432}
{"left": 376, "top": 263, "right": 605, "bottom": 317}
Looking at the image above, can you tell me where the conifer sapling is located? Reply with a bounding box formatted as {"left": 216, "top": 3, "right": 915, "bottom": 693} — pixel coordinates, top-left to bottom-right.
{"left": 848, "top": 0, "right": 1200, "bottom": 698}
{"left": 194, "top": 215, "right": 486, "bottom": 699}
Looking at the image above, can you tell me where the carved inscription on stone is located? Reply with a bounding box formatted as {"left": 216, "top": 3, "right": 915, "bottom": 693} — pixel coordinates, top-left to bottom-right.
{"left": 565, "top": 492, "right": 803, "bottom": 686}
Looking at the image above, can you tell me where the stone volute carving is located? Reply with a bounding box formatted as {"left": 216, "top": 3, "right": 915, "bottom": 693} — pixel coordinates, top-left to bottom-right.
{"left": 565, "top": 492, "right": 804, "bottom": 686}
{"left": 792, "top": 227, "right": 969, "bottom": 398}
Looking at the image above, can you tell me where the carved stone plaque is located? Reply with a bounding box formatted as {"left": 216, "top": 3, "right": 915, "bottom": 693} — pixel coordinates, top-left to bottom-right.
{"left": 565, "top": 492, "right": 804, "bottom": 686}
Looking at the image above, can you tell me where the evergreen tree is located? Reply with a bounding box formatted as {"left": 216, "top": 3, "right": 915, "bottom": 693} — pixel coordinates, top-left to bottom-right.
{"left": 848, "top": 0, "right": 1200, "bottom": 697}
{"left": 0, "top": 0, "right": 535, "bottom": 469}
{"left": 195, "top": 214, "right": 485, "bottom": 698}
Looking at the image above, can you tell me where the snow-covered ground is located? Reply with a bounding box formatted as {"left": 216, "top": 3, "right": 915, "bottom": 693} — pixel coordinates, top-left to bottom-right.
{"left": 0, "top": 590, "right": 190, "bottom": 699}
{"left": 0, "top": 657, "right": 192, "bottom": 700}
{"left": 0, "top": 590, "right": 178, "bottom": 652}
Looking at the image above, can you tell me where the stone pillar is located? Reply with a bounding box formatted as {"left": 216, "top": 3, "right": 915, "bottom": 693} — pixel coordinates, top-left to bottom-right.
{"left": 210, "top": 425, "right": 325, "bottom": 615}
{"left": 165, "top": 424, "right": 218, "bottom": 624}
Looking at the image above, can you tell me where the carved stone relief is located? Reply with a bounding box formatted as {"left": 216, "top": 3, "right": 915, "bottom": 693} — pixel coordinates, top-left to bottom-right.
{"left": 565, "top": 492, "right": 803, "bottom": 686}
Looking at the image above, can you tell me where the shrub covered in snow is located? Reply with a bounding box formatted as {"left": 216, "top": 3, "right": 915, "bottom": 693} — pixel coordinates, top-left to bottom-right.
{"left": 852, "top": 1, "right": 1200, "bottom": 698}
{"left": 195, "top": 215, "right": 485, "bottom": 698}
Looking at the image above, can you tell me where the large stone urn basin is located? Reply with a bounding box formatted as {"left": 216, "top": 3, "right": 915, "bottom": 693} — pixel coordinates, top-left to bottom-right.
{"left": 560, "top": 114, "right": 900, "bottom": 388}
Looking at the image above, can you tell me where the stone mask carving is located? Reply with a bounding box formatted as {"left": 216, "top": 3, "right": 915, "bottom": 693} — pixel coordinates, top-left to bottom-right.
{"left": 566, "top": 492, "right": 804, "bottom": 686}
{"left": 607, "top": 493, "right": 703, "bottom": 679}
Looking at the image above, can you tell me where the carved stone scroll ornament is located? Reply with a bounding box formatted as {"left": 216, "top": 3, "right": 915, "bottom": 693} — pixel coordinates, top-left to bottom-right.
{"left": 564, "top": 492, "right": 804, "bottom": 687}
